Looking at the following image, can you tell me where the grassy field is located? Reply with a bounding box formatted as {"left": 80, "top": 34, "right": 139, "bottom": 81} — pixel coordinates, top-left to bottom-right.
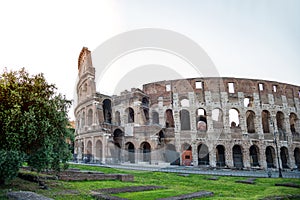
{"left": 0, "top": 164, "right": 300, "bottom": 200}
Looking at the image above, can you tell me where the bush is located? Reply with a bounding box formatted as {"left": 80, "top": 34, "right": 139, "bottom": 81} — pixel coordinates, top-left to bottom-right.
{"left": 0, "top": 150, "right": 24, "bottom": 185}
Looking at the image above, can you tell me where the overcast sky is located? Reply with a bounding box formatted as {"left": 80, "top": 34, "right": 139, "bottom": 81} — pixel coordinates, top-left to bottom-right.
{"left": 1, "top": 0, "right": 299, "bottom": 120}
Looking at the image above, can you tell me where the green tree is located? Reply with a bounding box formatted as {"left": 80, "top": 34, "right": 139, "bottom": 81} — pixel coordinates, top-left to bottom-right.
{"left": 0, "top": 68, "right": 73, "bottom": 184}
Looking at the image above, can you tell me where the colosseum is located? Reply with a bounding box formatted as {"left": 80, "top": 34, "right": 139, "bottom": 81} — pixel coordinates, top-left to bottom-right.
{"left": 74, "top": 47, "right": 300, "bottom": 170}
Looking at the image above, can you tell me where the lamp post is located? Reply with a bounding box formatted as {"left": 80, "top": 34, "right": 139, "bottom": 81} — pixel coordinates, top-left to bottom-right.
{"left": 271, "top": 119, "right": 283, "bottom": 178}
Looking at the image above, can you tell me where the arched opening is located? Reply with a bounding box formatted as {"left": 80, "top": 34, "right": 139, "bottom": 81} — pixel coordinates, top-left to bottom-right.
{"left": 229, "top": 108, "right": 240, "bottom": 128}
{"left": 246, "top": 111, "right": 256, "bottom": 133}
{"left": 244, "top": 96, "right": 253, "bottom": 107}
{"left": 249, "top": 145, "right": 259, "bottom": 167}
{"left": 181, "top": 143, "right": 192, "bottom": 166}
{"left": 216, "top": 145, "right": 225, "bottom": 167}
{"left": 198, "top": 144, "right": 209, "bottom": 165}
{"left": 152, "top": 111, "right": 159, "bottom": 125}
{"left": 142, "top": 97, "right": 150, "bottom": 124}
{"left": 165, "top": 109, "right": 175, "bottom": 128}
{"left": 165, "top": 144, "right": 179, "bottom": 165}
{"left": 196, "top": 108, "right": 207, "bottom": 131}
{"left": 262, "top": 110, "right": 270, "bottom": 133}
{"left": 290, "top": 113, "right": 299, "bottom": 136}
{"left": 87, "top": 109, "right": 93, "bottom": 126}
{"left": 115, "top": 111, "right": 121, "bottom": 126}
{"left": 232, "top": 145, "right": 243, "bottom": 168}
{"left": 158, "top": 130, "right": 164, "bottom": 144}
{"left": 95, "top": 140, "right": 102, "bottom": 162}
{"left": 113, "top": 129, "right": 124, "bottom": 162}
{"left": 294, "top": 147, "right": 300, "bottom": 169}
{"left": 266, "top": 146, "right": 276, "bottom": 168}
{"left": 141, "top": 142, "right": 151, "bottom": 162}
{"left": 126, "top": 107, "right": 135, "bottom": 123}
{"left": 276, "top": 111, "right": 286, "bottom": 140}
{"left": 103, "top": 99, "right": 112, "bottom": 123}
{"left": 180, "top": 109, "right": 191, "bottom": 130}
{"left": 81, "top": 112, "right": 85, "bottom": 128}
{"left": 280, "top": 147, "right": 289, "bottom": 169}
{"left": 125, "top": 142, "right": 135, "bottom": 163}
{"left": 212, "top": 108, "right": 223, "bottom": 129}
{"left": 86, "top": 140, "right": 92, "bottom": 163}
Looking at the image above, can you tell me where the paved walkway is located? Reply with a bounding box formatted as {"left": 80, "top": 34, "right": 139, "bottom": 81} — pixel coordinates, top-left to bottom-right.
{"left": 71, "top": 162, "right": 300, "bottom": 178}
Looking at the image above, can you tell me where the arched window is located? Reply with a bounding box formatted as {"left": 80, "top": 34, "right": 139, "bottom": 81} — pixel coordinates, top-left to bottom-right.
{"left": 212, "top": 108, "right": 223, "bottom": 129}
{"left": 180, "top": 109, "right": 191, "bottom": 130}
{"left": 289, "top": 113, "right": 298, "bottom": 135}
{"left": 198, "top": 144, "right": 209, "bottom": 165}
{"left": 141, "top": 142, "right": 151, "bottom": 162}
{"left": 165, "top": 109, "right": 175, "bottom": 128}
{"left": 249, "top": 145, "right": 259, "bottom": 167}
{"left": 229, "top": 108, "right": 240, "bottom": 128}
{"left": 125, "top": 142, "right": 135, "bottom": 163}
{"left": 103, "top": 99, "right": 112, "bottom": 123}
{"left": 276, "top": 111, "right": 286, "bottom": 140}
{"left": 294, "top": 147, "right": 300, "bottom": 169}
{"left": 126, "top": 107, "right": 134, "bottom": 123}
{"left": 265, "top": 146, "right": 276, "bottom": 168}
{"left": 246, "top": 110, "right": 256, "bottom": 133}
{"left": 262, "top": 110, "right": 270, "bottom": 133}
{"left": 196, "top": 108, "right": 207, "bottom": 131}
{"left": 280, "top": 147, "right": 289, "bottom": 169}
{"left": 95, "top": 140, "right": 102, "bottom": 162}
{"left": 87, "top": 109, "right": 93, "bottom": 126}
{"left": 232, "top": 145, "right": 243, "bottom": 168}
{"left": 216, "top": 145, "right": 225, "bottom": 167}
{"left": 115, "top": 111, "right": 121, "bottom": 126}
{"left": 142, "top": 97, "right": 150, "bottom": 124}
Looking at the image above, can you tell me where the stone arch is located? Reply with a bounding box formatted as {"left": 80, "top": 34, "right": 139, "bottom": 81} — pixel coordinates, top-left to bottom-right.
{"left": 86, "top": 140, "right": 92, "bottom": 163}
{"left": 125, "top": 142, "right": 135, "bottom": 163}
{"left": 289, "top": 113, "right": 299, "bottom": 135}
{"left": 294, "top": 147, "right": 300, "bottom": 168}
{"left": 266, "top": 146, "right": 276, "bottom": 168}
{"left": 81, "top": 111, "right": 85, "bottom": 128}
{"left": 196, "top": 108, "right": 207, "bottom": 131}
{"left": 87, "top": 109, "right": 93, "bottom": 126}
{"left": 152, "top": 111, "right": 159, "bottom": 125}
{"left": 277, "top": 111, "right": 286, "bottom": 140}
{"left": 142, "top": 97, "right": 150, "bottom": 124}
{"left": 246, "top": 110, "right": 256, "bottom": 133}
{"left": 232, "top": 145, "right": 243, "bottom": 168}
{"left": 115, "top": 111, "right": 121, "bottom": 126}
{"left": 165, "top": 144, "right": 179, "bottom": 164}
{"left": 262, "top": 110, "right": 270, "bottom": 133}
{"left": 141, "top": 142, "right": 151, "bottom": 162}
{"left": 198, "top": 143, "right": 209, "bottom": 165}
{"left": 229, "top": 108, "right": 240, "bottom": 128}
{"left": 216, "top": 145, "right": 226, "bottom": 167}
{"left": 165, "top": 109, "right": 175, "bottom": 128}
{"left": 95, "top": 140, "right": 103, "bottom": 162}
{"left": 212, "top": 108, "right": 223, "bottom": 129}
{"left": 180, "top": 109, "right": 191, "bottom": 130}
{"left": 113, "top": 129, "right": 124, "bottom": 162}
{"left": 103, "top": 99, "right": 112, "bottom": 123}
{"left": 249, "top": 145, "right": 259, "bottom": 167}
{"left": 181, "top": 143, "right": 192, "bottom": 166}
{"left": 280, "top": 146, "right": 289, "bottom": 169}
{"left": 125, "top": 107, "right": 134, "bottom": 123}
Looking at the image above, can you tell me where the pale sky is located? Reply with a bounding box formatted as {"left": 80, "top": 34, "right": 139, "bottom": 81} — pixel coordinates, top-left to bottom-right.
{"left": 1, "top": 0, "right": 299, "bottom": 120}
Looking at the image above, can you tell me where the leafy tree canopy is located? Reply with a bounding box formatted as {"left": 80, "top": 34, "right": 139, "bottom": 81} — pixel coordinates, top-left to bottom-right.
{"left": 0, "top": 68, "right": 73, "bottom": 184}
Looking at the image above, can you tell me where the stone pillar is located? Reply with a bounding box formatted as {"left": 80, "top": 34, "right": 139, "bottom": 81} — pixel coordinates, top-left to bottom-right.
{"left": 226, "top": 145, "right": 233, "bottom": 168}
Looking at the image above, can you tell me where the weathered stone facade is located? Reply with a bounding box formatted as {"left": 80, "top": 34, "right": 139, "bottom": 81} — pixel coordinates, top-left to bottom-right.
{"left": 74, "top": 47, "right": 300, "bottom": 170}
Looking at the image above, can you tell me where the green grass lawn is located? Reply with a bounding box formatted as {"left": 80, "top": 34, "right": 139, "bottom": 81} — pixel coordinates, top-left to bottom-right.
{"left": 0, "top": 164, "right": 299, "bottom": 200}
